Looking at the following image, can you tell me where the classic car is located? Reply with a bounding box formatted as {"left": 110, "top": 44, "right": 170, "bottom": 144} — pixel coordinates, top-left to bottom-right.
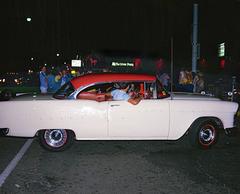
{"left": 0, "top": 73, "right": 238, "bottom": 151}
{"left": 0, "top": 72, "right": 39, "bottom": 100}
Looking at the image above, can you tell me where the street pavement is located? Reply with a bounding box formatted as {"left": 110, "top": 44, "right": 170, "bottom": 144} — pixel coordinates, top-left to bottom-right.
{"left": 0, "top": 132, "right": 239, "bottom": 194}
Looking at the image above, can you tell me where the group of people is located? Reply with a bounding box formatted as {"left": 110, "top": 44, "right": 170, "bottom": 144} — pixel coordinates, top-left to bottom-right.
{"left": 39, "top": 66, "right": 72, "bottom": 94}
{"left": 178, "top": 68, "right": 204, "bottom": 93}
{"left": 156, "top": 68, "right": 205, "bottom": 93}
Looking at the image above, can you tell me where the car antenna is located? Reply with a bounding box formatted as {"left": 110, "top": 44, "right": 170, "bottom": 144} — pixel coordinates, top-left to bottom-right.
{"left": 170, "top": 37, "right": 174, "bottom": 100}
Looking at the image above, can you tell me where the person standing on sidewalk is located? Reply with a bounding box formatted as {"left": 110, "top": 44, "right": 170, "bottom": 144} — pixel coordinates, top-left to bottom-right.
{"left": 39, "top": 66, "right": 48, "bottom": 94}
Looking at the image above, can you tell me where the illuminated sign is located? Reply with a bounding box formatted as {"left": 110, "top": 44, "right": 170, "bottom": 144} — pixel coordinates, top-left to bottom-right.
{"left": 111, "top": 62, "right": 134, "bottom": 67}
{"left": 218, "top": 42, "right": 225, "bottom": 57}
{"left": 71, "top": 60, "right": 81, "bottom": 67}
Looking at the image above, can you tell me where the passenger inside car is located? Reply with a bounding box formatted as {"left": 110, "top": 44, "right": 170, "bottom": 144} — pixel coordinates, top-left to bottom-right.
{"left": 106, "top": 82, "right": 142, "bottom": 105}
{"left": 77, "top": 81, "right": 158, "bottom": 104}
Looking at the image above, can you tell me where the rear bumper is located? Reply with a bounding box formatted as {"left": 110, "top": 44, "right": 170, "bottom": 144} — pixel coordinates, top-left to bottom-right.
{"left": 225, "top": 127, "right": 239, "bottom": 137}
{"left": 0, "top": 128, "right": 9, "bottom": 136}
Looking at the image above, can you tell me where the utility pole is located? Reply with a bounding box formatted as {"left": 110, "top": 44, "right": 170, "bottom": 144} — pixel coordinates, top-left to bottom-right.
{"left": 192, "top": 4, "right": 198, "bottom": 73}
{"left": 170, "top": 37, "right": 174, "bottom": 100}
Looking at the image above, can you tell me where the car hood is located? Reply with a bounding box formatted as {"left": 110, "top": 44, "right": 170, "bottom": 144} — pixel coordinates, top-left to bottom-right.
{"left": 10, "top": 93, "right": 55, "bottom": 101}
{"left": 171, "top": 92, "right": 220, "bottom": 101}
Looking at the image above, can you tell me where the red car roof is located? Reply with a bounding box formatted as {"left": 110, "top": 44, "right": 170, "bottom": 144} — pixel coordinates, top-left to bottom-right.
{"left": 70, "top": 73, "right": 156, "bottom": 89}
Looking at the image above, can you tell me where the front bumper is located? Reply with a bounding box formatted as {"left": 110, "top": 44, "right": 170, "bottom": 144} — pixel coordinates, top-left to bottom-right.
{"left": 0, "top": 128, "right": 9, "bottom": 136}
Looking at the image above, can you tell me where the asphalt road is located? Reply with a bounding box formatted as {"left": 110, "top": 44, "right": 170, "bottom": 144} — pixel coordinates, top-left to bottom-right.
{"left": 0, "top": 132, "right": 239, "bottom": 194}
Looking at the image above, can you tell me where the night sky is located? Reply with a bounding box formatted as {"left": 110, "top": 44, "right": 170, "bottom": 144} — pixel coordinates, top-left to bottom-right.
{"left": 0, "top": 0, "right": 239, "bottom": 72}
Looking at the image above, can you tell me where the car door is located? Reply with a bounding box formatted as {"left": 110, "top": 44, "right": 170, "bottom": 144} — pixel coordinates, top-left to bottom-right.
{"left": 108, "top": 99, "right": 169, "bottom": 138}
{"left": 70, "top": 82, "right": 113, "bottom": 139}
{"left": 70, "top": 100, "right": 109, "bottom": 139}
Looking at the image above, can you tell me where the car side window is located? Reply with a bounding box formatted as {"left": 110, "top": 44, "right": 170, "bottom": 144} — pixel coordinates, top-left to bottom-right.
{"left": 112, "top": 81, "right": 155, "bottom": 100}
{"left": 76, "top": 81, "right": 161, "bottom": 101}
{"left": 77, "top": 83, "right": 114, "bottom": 101}
{"left": 118, "top": 81, "right": 154, "bottom": 100}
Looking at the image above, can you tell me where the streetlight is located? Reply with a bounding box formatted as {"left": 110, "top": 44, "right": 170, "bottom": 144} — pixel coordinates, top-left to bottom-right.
{"left": 26, "top": 17, "right": 32, "bottom": 22}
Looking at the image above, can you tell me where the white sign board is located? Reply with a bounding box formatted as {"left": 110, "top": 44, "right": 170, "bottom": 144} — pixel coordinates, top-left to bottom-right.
{"left": 71, "top": 60, "right": 81, "bottom": 67}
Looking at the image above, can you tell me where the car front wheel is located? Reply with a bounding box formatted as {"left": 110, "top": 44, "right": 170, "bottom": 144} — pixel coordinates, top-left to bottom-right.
{"left": 39, "top": 129, "right": 74, "bottom": 151}
{"left": 189, "top": 119, "right": 219, "bottom": 149}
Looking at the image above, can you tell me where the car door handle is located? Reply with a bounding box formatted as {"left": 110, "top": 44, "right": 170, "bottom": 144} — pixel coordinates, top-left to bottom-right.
{"left": 110, "top": 104, "right": 120, "bottom": 107}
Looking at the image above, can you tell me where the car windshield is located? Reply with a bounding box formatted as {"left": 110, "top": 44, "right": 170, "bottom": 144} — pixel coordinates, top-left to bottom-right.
{"left": 53, "top": 82, "right": 75, "bottom": 99}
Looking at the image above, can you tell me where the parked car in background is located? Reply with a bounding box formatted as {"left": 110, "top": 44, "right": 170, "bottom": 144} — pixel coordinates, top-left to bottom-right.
{"left": 0, "top": 73, "right": 238, "bottom": 151}
{"left": 0, "top": 72, "right": 39, "bottom": 100}
{"left": 204, "top": 75, "right": 240, "bottom": 102}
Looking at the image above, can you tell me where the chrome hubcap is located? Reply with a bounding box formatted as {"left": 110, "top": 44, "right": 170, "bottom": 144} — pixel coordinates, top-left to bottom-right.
{"left": 199, "top": 125, "right": 215, "bottom": 145}
{"left": 44, "top": 129, "right": 67, "bottom": 148}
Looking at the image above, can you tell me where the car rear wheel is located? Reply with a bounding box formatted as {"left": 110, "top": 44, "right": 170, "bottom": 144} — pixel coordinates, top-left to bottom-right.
{"left": 189, "top": 119, "right": 219, "bottom": 149}
{"left": 39, "top": 129, "right": 74, "bottom": 151}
